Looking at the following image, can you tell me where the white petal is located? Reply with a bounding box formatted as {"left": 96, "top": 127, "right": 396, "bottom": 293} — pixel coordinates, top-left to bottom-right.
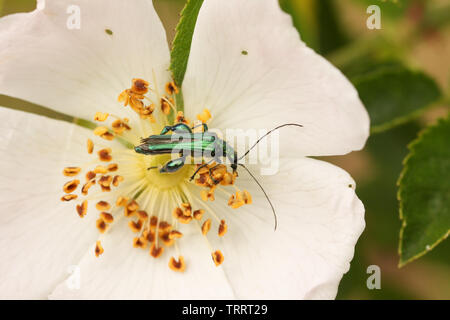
{"left": 49, "top": 218, "right": 236, "bottom": 299}
{"left": 50, "top": 157, "right": 364, "bottom": 299}
{"left": 183, "top": 0, "right": 369, "bottom": 156}
{"left": 0, "top": 107, "right": 100, "bottom": 298}
{"left": 199, "top": 158, "right": 365, "bottom": 299}
{"left": 0, "top": 0, "right": 170, "bottom": 120}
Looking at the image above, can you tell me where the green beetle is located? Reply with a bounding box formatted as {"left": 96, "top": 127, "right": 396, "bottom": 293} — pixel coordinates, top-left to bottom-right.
{"left": 135, "top": 122, "right": 303, "bottom": 229}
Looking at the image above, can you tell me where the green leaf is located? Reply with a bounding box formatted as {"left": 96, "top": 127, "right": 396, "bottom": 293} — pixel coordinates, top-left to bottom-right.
{"left": 354, "top": 68, "right": 442, "bottom": 134}
{"left": 169, "top": 0, "right": 204, "bottom": 87}
{"left": 280, "top": 0, "right": 348, "bottom": 55}
{"left": 398, "top": 115, "right": 450, "bottom": 267}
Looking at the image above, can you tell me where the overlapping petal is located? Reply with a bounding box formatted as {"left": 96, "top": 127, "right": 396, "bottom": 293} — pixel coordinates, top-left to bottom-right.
{"left": 0, "top": 107, "right": 99, "bottom": 298}
{"left": 49, "top": 219, "right": 236, "bottom": 299}
{"left": 0, "top": 0, "right": 170, "bottom": 120}
{"left": 50, "top": 157, "right": 364, "bottom": 299}
{"left": 183, "top": 0, "right": 369, "bottom": 157}
{"left": 195, "top": 158, "right": 365, "bottom": 299}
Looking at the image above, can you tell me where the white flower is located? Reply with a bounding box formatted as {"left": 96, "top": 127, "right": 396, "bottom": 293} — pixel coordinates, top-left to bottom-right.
{"left": 0, "top": 0, "right": 369, "bottom": 299}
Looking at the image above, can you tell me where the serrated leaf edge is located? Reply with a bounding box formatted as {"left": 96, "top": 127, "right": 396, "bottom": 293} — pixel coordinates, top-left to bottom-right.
{"left": 169, "top": 0, "right": 204, "bottom": 88}
{"left": 397, "top": 114, "right": 450, "bottom": 268}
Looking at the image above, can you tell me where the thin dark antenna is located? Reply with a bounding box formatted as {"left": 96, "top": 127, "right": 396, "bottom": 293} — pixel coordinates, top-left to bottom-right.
{"left": 239, "top": 123, "right": 303, "bottom": 160}
{"left": 238, "top": 163, "right": 277, "bottom": 231}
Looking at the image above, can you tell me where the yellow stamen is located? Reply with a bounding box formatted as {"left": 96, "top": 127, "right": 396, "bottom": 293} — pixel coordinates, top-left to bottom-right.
{"left": 212, "top": 250, "right": 224, "bottom": 266}
{"left": 63, "top": 179, "right": 80, "bottom": 194}
{"left": 169, "top": 256, "right": 186, "bottom": 272}
{"left": 95, "top": 241, "right": 104, "bottom": 257}
{"left": 94, "top": 112, "right": 109, "bottom": 122}
{"left": 63, "top": 167, "right": 81, "bottom": 177}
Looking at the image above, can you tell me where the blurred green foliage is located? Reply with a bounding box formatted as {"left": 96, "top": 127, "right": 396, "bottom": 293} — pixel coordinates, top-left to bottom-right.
{"left": 1, "top": 0, "right": 449, "bottom": 299}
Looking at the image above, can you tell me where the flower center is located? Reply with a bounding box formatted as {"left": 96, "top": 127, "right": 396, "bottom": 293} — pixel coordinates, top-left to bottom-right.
{"left": 140, "top": 154, "right": 192, "bottom": 190}
{"left": 60, "top": 77, "right": 252, "bottom": 272}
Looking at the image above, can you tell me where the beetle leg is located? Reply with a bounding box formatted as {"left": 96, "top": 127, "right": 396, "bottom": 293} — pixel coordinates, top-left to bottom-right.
{"left": 159, "top": 156, "right": 187, "bottom": 174}
{"left": 191, "top": 123, "right": 208, "bottom": 132}
{"left": 208, "top": 164, "right": 222, "bottom": 185}
{"left": 189, "top": 158, "right": 215, "bottom": 181}
{"left": 160, "top": 123, "right": 192, "bottom": 135}
{"left": 159, "top": 126, "right": 173, "bottom": 135}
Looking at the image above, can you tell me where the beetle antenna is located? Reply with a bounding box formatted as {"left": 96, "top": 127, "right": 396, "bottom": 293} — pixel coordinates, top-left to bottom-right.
{"left": 238, "top": 163, "right": 277, "bottom": 231}
{"left": 238, "top": 123, "right": 303, "bottom": 160}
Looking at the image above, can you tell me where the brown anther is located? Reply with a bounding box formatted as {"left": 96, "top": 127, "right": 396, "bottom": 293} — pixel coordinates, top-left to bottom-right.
{"left": 124, "top": 206, "right": 135, "bottom": 217}
{"left": 118, "top": 89, "right": 131, "bottom": 106}
{"left": 94, "top": 112, "right": 109, "bottom": 122}
{"left": 129, "top": 96, "right": 145, "bottom": 113}
{"left": 212, "top": 250, "right": 224, "bottom": 266}
{"left": 116, "top": 196, "right": 129, "bottom": 207}
{"left": 193, "top": 209, "right": 205, "bottom": 220}
{"left": 87, "top": 139, "right": 94, "bottom": 154}
{"left": 143, "top": 229, "right": 155, "bottom": 243}
{"left": 172, "top": 207, "right": 183, "bottom": 219}
{"left": 101, "top": 132, "right": 115, "bottom": 141}
{"left": 150, "top": 216, "right": 158, "bottom": 228}
{"left": 96, "top": 218, "right": 108, "bottom": 233}
{"left": 133, "top": 237, "right": 147, "bottom": 249}
{"left": 76, "top": 200, "right": 88, "bottom": 218}
{"left": 150, "top": 243, "right": 164, "bottom": 258}
{"left": 243, "top": 190, "right": 252, "bottom": 204}
{"left": 128, "top": 220, "right": 143, "bottom": 233}
{"left": 202, "top": 219, "right": 212, "bottom": 235}
{"left": 61, "top": 194, "right": 78, "bottom": 202}
{"left": 63, "top": 179, "right": 80, "bottom": 193}
{"left": 137, "top": 210, "right": 148, "bottom": 220}
{"left": 94, "top": 165, "right": 108, "bottom": 174}
{"left": 112, "top": 175, "right": 124, "bottom": 187}
{"left": 139, "top": 104, "right": 155, "bottom": 119}
{"left": 165, "top": 81, "right": 179, "bottom": 95}
{"left": 86, "top": 171, "right": 96, "bottom": 181}
{"left": 181, "top": 202, "right": 192, "bottom": 216}
{"left": 63, "top": 167, "right": 81, "bottom": 177}
{"left": 127, "top": 200, "right": 139, "bottom": 212}
{"left": 95, "top": 241, "right": 104, "bottom": 257}
{"left": 96, "top": 201, "right": 111, "bottom": 211}
{"left": 93, "top": 126, "right": 109, "bottom": 136}
{"left": 100, "top": 212, "right": 114, "bottom": 223}
{"left": 98, "top": 148, "right": 112, "bottom": 162}
{"left": 220, "top": 172, "right": 236, "bottom": 186}
{"left": 98, "top": 175, "right": 112, "bottom": 188}
{"left": 131, "top": 78, "right": 150, "bottom": 95}
{"left": 197, "top": 108, "right": 212, "bottom": 123}
{"left": 178, "top": 215, "right": 192, "bottom": 224}
{"left": 169, "top": 230, "right": 183, "bottom": 240}
{"left": 111, "top": 119, "right": 131, "bottom": 134}
{"left": 195, "top": 174, "right": 209, "bottom": 187}
{"left": 169, "top": 256, "right": 186, "bottom": 272}
{"left": 175, "top": 111, "right": 188, "bottom": 124}
{"left": 107, "top": 163, "right": 118, "bottom": 172}
{"left": 201, "top": 189, "right": 215, "bottom": 202}
{"left": 218, "top": 220, "right": 227, "bottom": 237}
{"left": 158, "top": 221, "right": 172, "bottom": 232}
{"left": 81, "top": 180, "right": 96, "bottom": 195}
{"left": 160, "top": 232, "right": 174, "bottom": 247}
{"left": 228, "top": 192, "right": 245, "bottom": 209}
{"left": 160, "top": 97, "right": 172, "bottom": 115}
{"left": 101, "top": 185, "right": 111, "bottom": 192}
